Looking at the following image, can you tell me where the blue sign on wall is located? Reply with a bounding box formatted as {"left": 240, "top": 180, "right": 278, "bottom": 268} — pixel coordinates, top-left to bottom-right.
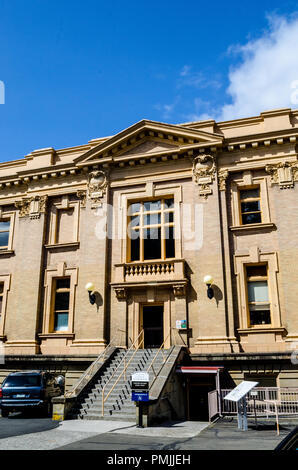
{"left": 131, "top": 391, "right": 149, "bottom": 402}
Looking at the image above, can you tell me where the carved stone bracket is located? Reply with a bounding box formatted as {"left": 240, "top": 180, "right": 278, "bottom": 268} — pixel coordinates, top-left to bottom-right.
{"left": 14, "top": 198, "right": 32, "bottom": 217}
{"left": 218, "top": 169, "right": 229, "bottom": 191}
{"left": 87, "top": 170, "right": 108, "bottom": 208}
{"left": 265, "top": 161, "right": 298, "bottom": 189}
{"left": 114, "top": 287, "right": 127, "bottom": 300}
{"left": 192, "top": 154, "right": 216, "bottom": 198}
{"left": 15, "top": 195, "right": 48, "bottom": 219}
{"left": 76, "top": 190, "right": 87, "bottom": 208}
{"left": 173, "top": 284, "right": 186, "bottom": 298}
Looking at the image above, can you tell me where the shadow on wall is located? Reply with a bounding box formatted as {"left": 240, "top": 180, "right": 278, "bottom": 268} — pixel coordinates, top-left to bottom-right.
{"left": 212, "top": 284, "right": 223, "bottom": 307}
{"left": 94, "top": 291, "right": 103, "bottom": 311}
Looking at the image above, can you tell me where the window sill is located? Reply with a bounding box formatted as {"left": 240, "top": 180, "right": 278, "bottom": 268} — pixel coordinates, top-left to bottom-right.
{"left": 38, "top": 333, "right": 75, "bottom": 339}
{"left": 123, "top": 258, "right": 179, "bottom": 265}
{"left": 230, "top": 223, "right": 275, "bottom": 232}
{"left": 44, "top": 242, "right": 80, "bottom": 250}
{"left": 0, "top": 249, "right": 14, "bottom": 256}
{"left": 238, "top": 327, "right": 286, "bottom": 334}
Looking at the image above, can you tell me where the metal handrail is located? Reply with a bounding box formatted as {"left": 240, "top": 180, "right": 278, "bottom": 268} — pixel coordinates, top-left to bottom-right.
{"left": 101, "top": 329, "right": 144, "bottom": 417}
{"left": 146, "top": 328, "right": 177, "bottom": 389}
{"left": 146, "top": 329, "right": 171, "bottom": 374}
{"left": 65, "top": 329, "right": 124, "bottom": 399}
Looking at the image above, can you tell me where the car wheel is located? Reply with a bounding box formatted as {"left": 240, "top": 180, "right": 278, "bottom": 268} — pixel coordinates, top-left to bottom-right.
{"left": 1, "top": 409, "right": 9, "bottom": 418}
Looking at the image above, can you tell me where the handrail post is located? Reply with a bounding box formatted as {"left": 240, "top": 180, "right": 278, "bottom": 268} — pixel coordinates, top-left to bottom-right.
{"left": 101, "top": 329, "right": 144, "bottom": 417}
{"left": 65, "top": 333, "right": 120, "bottom": 399}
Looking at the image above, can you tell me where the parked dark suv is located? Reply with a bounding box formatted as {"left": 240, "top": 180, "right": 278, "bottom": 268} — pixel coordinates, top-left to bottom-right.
{"left": 0, "top": 371, "right": 64, "bottom": 417}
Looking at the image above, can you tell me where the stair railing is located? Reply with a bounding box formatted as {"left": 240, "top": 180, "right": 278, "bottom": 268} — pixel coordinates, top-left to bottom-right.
{"left": 146, "top": 327, "right": 176, "bottom": 379}
{"left": 101, "top": 329, "right": 144, "bottom": 417}
{"left": 65, "top": 329, "right": 124, "bottom": 399}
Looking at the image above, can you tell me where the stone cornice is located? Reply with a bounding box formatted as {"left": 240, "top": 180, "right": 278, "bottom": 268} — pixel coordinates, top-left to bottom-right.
{"left": 223, "top": 129, "right": 297, "bottom": 151}
{"left": 1, "top": 111, "right": 298, "bottom": 192}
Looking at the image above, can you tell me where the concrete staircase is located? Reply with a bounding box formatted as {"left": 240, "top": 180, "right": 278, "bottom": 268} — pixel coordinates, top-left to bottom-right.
{"left": 68, "top": 348, "right": 167, "bottom": 421}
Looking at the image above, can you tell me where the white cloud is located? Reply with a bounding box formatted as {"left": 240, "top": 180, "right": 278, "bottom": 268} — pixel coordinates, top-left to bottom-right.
{"left": 180, "top": 65, "right": 191, "bottom": 77}
{"left": 182, "top": 97, "right": 215, "bottom": 122}
{"left": 177, "top": 65, "right": 221, "bottom": 90}
{"left": 154, "top": 97, "right": 181, "bottom": 119}
{"left": 217, "top": 14, "right": 298, "bottom": 121}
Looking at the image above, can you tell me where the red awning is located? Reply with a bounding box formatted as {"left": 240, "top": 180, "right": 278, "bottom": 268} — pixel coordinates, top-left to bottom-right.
{"left": 177, "top": 366, "right": 224, "bottom": 374}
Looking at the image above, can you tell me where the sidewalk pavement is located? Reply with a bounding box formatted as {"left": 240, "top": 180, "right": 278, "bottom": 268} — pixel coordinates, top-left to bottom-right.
{"left": 57, "top": 417, "right": 298, "bottom": 450}
{"left": 0, "top": 417, "right": 297, "bottom": 450}
{"left": 0, "top": 419, "right": 208, "bottom": 450}
{"left": 60, "top": 419, "right": 209, "bottom": 438}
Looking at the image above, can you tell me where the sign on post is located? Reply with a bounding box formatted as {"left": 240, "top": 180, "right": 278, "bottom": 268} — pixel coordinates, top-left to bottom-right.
{"left": 131, "top": 372, "right": 150, "bottom": 428}
{"left": 131, "top": 372, "right": 149, "bottom": 402}
{"left": 224, "top": 381, "right": 259, "bottom": 431}
{"left": 224, "top": 381, "right": 258, "bottom": 402}
{"left": 131, "top": 391, "right": 149, "bottom": 402}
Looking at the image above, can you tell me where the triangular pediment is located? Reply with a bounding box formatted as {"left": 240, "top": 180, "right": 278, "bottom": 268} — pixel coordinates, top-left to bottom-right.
{"left": 74, "top": 119, "right": 223, "bottom": 167}
{"left": 121, "top": 140, "right": 178, "bottom": 157}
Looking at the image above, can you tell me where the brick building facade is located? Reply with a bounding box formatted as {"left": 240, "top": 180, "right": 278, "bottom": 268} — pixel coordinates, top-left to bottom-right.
{"left": 0, "top": 107, "right": 297, "bottom": 398}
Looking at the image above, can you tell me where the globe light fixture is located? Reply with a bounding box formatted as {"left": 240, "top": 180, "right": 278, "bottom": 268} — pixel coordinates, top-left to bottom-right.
{"left": 203, "top": 275, "right": 214, "bottom": 299}
{"left": 85, "top": 282, "right": 96, "bottom": 305}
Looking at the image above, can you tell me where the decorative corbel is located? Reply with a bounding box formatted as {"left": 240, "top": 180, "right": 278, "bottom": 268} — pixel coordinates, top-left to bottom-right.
{"left": 114, "top": 287, "right": 127, "bottom": 300}
{"left": 265, "top": 161, "right": 298, "bottom": 189}
{"left": 76, "top": 190, "right": 87, "bottom": 208}
{"left": 173, "top": 284, "right": 186, "bottom": 298}
{"left": 218, "top": 169, "right": 229, "bottom": 191}
{"left": 15, "top": 195, "right": 48, "bottom": 219}
{"left": 15, "top": 197, "right": 32, "bottom": 217}
{"left": 192, "top": 154, "right": 216, "bottom": 198}
{"left": 29, "top": 195, "right": 48, "bottom": 219}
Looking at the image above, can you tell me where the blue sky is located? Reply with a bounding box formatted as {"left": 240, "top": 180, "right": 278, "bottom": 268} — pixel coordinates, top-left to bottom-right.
{"left": 1, "top": 0, "right": 298, "bottom": 162}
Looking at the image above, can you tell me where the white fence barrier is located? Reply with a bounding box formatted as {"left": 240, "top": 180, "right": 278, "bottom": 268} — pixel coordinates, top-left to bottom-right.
{"left": 220, "top": 387, "right": 298, "bottom": 416}
{"left": 208, "top": 390, "right": 219, "bottom": 422}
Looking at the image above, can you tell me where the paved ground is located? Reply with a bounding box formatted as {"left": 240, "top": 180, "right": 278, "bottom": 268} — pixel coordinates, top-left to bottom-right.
{"left": 0, "top": 414, "right": 59, "bottom": 440}
{"left": 0, "top": 413, "right": 297, "bottom": 450}
{"left": 57, "top": 417, "right": 298, "bottom": 451}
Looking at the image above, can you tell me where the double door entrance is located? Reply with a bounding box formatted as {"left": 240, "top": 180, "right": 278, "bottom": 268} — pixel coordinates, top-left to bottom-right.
{"left": 140, "top": 305, "right": 164, "bottom": 348}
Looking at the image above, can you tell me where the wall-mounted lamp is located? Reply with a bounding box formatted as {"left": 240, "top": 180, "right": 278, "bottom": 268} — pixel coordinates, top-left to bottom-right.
{"left": 85, "top": 282, "right": 96, "bottom": 305}
{"left": 203, "top": 275, "right": 214, "bottom": 299}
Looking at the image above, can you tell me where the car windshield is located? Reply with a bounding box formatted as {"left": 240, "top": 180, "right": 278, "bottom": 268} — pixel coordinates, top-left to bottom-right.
{"left": 3, "top": 375, "right": 42, "bottom": 387}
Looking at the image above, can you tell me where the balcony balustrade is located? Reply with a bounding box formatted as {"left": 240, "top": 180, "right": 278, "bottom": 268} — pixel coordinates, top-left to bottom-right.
{"left": 113, "top": 259, "right": 186, "bottom": 285}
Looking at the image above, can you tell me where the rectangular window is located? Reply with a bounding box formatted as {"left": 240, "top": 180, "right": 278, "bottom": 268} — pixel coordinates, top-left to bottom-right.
{"left": 246, "top": 265, "right": 271, "bottom": 326}
{"left": 128, "top": 198, "right": 175, "bottom": 262}
{"left": 239, "top": 187, "right": 262, "bottom": 225}
{"left": 0, "top": 219, "right": 10, "bottom": 248}
{"left": 52, "top": 278, "right": 70, "bottom": 332}
{"left": 0, "top": 282, "right": 3, "bottom": 314}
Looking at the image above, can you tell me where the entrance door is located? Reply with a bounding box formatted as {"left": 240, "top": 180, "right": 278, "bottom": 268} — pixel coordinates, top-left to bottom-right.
{"left": 141, "top": 305, "right": 164, "bottom": 348}
{"left": 187, "top": 377, "right": 215, "bottom": 421}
